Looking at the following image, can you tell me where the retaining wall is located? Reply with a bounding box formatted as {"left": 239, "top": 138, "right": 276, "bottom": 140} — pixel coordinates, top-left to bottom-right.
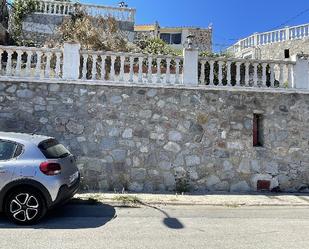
{"left": 0, "top": 79, "right": 308, "bottom": 193}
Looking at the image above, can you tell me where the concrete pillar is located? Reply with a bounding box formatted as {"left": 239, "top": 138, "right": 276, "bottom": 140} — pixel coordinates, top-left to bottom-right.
{"left": 291, "top": 54, "right": 309, "bottom": 89}
{"left": 62, "top": 42, "right": 81, "bottom": 80}
{"left": 182, "top": 48, "right": 199, "bottom": 86}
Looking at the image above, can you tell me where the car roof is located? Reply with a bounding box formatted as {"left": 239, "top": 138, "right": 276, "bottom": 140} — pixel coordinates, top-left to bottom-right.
{"left": 0, "top": 132, "right": 53, "bottom": 146}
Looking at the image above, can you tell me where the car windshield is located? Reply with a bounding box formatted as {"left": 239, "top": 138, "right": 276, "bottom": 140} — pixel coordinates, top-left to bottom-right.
{"left": 38, "top": 139, "right": 71, "bottom": 159}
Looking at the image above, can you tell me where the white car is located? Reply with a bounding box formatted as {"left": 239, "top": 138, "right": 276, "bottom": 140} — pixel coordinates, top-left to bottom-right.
{"left": 0, "top": 132, "right": 80, "bottom": 225}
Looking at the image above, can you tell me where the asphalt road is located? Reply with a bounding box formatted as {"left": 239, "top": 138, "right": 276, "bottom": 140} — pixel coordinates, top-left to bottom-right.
{"left": 0, "top": 200, "right": 308, "bottom": 249}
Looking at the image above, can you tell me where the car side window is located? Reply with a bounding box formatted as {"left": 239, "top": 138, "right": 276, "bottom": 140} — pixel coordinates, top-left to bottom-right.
{"left": 14, "top": 144, "right": 23, "bottom": 158}
{"left": 0, "top": 140, "right": 18, "bottom": 161}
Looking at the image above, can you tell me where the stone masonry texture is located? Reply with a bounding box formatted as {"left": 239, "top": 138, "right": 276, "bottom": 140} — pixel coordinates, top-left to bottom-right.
{"left": 0, "top": 80, "right": 308, "bottom": 193}
{"left": 232, "top": 38, "right": 309, "bottom": 60}
{"left": 22, "top": 14, "right": 135, "bottom": 45}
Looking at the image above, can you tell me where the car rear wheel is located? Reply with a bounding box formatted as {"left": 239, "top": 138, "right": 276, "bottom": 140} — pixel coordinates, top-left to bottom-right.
{"left": 4, "top": 188, "right": 47, "bottom": 225}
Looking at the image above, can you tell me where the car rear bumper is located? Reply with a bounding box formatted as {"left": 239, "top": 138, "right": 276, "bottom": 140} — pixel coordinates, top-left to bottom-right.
{"left": 50, "top": 175, "right": 80, "bottom": 209}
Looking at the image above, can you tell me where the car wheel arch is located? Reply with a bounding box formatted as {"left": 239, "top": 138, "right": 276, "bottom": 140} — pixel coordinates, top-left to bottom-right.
{"left": 0, "top": 179, "right": 52, "bottom": 212}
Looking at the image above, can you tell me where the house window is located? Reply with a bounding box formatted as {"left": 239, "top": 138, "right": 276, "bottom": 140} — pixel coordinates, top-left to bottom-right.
{"left": 284, "top": 49, "right": 290, "bottom": 59}
{"left": 253, "top": 113, "right": 263, "bottom": 147}
{"left": 160, "top": 33, "right": 182, "bottom": 45}
{"left": 160, "top": 33, "right": 171, "bottom": 44}
{"left": 171, "top": 33, "right": 182, "bottom": 44}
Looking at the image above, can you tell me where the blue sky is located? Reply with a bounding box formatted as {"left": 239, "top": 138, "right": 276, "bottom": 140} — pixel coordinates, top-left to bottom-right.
{"left": 85, "top": 0, "right": 309, "bottom": 52}
{"left": 86, "top": 0, "right": 309, "bottom": 51}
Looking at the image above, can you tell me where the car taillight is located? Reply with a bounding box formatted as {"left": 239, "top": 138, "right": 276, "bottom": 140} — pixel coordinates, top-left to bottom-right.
{"left": 40, "top": 162, "right": 61, "bottom": 176}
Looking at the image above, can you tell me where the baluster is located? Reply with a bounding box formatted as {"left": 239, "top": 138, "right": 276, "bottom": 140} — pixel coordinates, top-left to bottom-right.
{"left": 0, "top": 49, "right": 3, "bottom": 73}
{"left": 54, "top": 4, "right": 58, "bottom": 14}
{"left": 44, "top": 2, "right": 48, "bottom": 13}
{"left": 45, "top": 52, "right": 52, "bottom": 78}
{"left": 68, "top": 4, "right": 72, "bottom": 14}
{"left": 119, "top": 55, "right": 125, "bottom": 82}
{"left": 55, "top": 52, "right": 61, "bottom": 78}
{"left": 262, "top": 63, "right": 267, "bottom": 87}
{"left": 25, "top": 51, "right": 33, "bottom": 77}
{"left": 200, "top": 60, "right": 206, "bottom": 85}
{"left": 64, "top": 4, "right": 68, "bottom": 15}
{"left": 6, "top": 50, "right": 13, "bottom": 76}
{"left": 138, "top": 56, "right": 143, "bottom": 83}
{"left": 129, "top": 56, "right": 134, "bottom": 83}
{"left": 288, "top": 64, "right": 293, "bottom": 88}
{"left": 270, "top": 63, "right": 275, "bottom": 87}
{"left": 209, "top": 60, "right": 214, "bottom": 85}
{"left": 156, "top": 57, "right": 162, "bottom": 84}
{"left": 147, "top": 57, "right": 153, "bottom": 83}
{"left": 100, "top": 55, "right": 106, "bottom": 80}
{"left": 253, "top": 63, "right": 258, "bottom": 87}
{"left": 175, "top": 59, "right": 180, "bottom": 84}
{"left": 166, "top": 58, "right": 171, "bottom": 84}
{"left": 226, "top": 61, "right": 231, "bottom": 86}
{"left": 279, "top": 64, "right": 284, "bottom": 87}
{"left": 48, "top": 3, "right": 52, "bottom": 14}
{"left": 35, "top": 51, "right": 42, "bottom": 78}
{"left": 82, "top": 54, "right": 88, "bottom": 80}
{"left": 58, "top": 3, "right": 63, "bottom": 15}
{"left": 15, "top": 50, "right": 23, "bottom": 77}
{"left": 110, "top": 55, "right": 116, "bottom": 81}
{"left": 218, "top": 61, "right": 224, "bottom": 86}
{"left": 39, "top": 1, "right": 43, "bottom": 12}
{"left": 236, "top": 62, "right": 241, "bottom": 86}
{"left": 91, "top": 54, "right": 98, "bottom": 80}
{"left": 245, "top": 62, "right": 250, "bottom": 86}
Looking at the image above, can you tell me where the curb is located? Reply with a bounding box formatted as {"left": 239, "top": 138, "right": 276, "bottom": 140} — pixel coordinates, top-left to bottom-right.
{"left": 85, "top": 199, "right": 309, "bottom": 208}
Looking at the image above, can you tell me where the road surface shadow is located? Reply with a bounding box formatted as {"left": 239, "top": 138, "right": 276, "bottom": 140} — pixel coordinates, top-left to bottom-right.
{"left": 139, "top": 202, "right": 184, "bottom": 230}
{"left": 0, "top": 199, "right": 116, "bottom": 229}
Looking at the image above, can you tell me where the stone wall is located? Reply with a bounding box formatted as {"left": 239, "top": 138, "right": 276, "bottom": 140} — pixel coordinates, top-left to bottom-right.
{"left": 22, "top": 13, "right": 135, "bottom": 45}
{"left": 0, "top": 80, "right": 308, "bottom": 193}
{"left": 231, "top": 38, "right": 309, "bottom": 60}
{"left": 259, "top": 38, "right": 309, "bottom": 60}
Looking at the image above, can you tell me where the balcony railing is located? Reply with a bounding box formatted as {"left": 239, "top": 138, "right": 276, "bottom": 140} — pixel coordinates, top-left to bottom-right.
{"left": 1, "top": 43, "right": 309, "bottom": 90}
{"left": 228, "top": 23, "right": 309, "bottom": 54}
{"left": 34, "top": 0, "right": 136, "bottom": 22}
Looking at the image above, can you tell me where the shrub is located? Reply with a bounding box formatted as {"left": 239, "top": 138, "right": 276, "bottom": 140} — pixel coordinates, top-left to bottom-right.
{"left": 10, "top": 0, "right": 38, "bottom": 43}
{"left": 135, "top": 38, "right": 181, "bottom": 56}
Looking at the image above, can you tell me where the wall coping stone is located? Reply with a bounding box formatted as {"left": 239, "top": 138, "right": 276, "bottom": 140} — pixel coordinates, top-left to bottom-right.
{"left": 1, "top": 78, "right": 309, "bottom": 95}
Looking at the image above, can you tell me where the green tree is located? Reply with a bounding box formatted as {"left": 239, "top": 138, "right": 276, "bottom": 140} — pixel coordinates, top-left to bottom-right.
{"left": 135, "top": 38, "right": 181, "bottom": 56}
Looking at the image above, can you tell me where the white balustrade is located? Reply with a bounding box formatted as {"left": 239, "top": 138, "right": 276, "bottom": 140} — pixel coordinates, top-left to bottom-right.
{"left": 198, "top": 57, "right": 296, "bottom": 89}
{"left": 79, "top": 51, "right": 184, "bottom": 85}
{"left": 0, "top": 45, "right": 63, "bottom": 79}
{"left": 34, "top": 0, "right": 136, "bottom": 22}
{"left": 0, "top": 44, "right": 305, "bottom": 90}
{"left": 228, "top": 23, "right": 309, "bottom": 53}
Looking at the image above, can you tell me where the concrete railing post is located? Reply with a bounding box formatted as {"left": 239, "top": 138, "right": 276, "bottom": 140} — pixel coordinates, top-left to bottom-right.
{"left": 63, "top": 42, "right": 81, "bottom": 80}
{"left": 291, "top": 54, "right": 309, "bottom": 89}
{"left": 182, "top": 47, "right": 199, "bottom": 86}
